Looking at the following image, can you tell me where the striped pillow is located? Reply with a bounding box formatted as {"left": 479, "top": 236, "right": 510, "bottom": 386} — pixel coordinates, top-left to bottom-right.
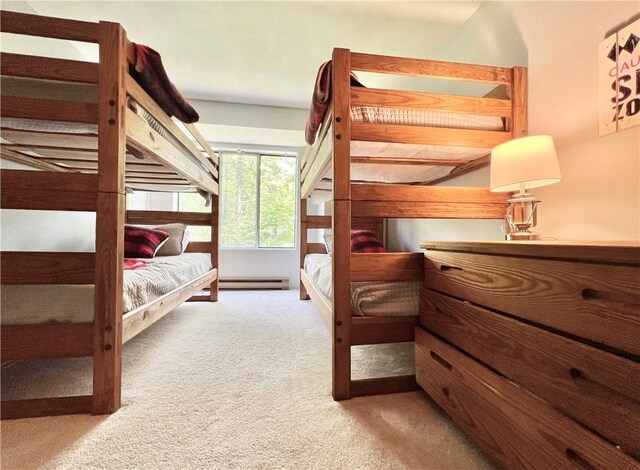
{"left": 124, "top": 225, "right": 170, "bottom": 258}
{"left": 350, "top": 230, "right": 386, "bottom": 253}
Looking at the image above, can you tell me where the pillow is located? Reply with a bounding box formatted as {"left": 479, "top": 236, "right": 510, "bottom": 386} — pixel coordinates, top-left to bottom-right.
{"left": 124, "top": 225, "right": 170, "bottom": 258}
{"left": 323, "top": 233, "right": 333, "bottom": 256}
{"left": 350, "top": 230, "right": 386, "bottom": 253}
{"left": 152, "top": 223, "right": 190, "bottom": 256}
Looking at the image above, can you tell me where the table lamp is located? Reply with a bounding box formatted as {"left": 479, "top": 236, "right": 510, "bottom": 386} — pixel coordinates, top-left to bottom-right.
{"left": 490, "top": 135, "right": 561, "bottom": 240}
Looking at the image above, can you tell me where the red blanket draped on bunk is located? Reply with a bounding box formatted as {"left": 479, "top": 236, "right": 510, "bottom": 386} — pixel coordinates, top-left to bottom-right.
{"left": 130, "top": 44, "right": 199, "bottom": 123}
{"left": 304, "top": 61, "right": 363, "bottom": 145}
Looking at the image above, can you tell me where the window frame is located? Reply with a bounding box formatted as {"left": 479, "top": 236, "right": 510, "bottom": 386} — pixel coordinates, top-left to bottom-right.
{"left": 218, "top": 152, "right": 298, "bottom": 251}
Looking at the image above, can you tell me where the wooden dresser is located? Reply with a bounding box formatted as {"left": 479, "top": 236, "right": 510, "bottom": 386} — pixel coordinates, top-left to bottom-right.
{"left": 416, "top": 240, "right": 640, "bottom": 469}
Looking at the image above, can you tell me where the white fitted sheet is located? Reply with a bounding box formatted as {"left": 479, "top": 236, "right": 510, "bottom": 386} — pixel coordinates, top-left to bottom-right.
{"left": 1, "top": 253, "right": 212, "bottom": 325}
{"left": 304, "top": 254, "right": 420, "bottom": 317}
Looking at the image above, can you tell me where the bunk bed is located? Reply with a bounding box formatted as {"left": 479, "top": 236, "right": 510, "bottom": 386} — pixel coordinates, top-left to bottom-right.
{"left": 299, "top": 48, "right": 525, "bottom": 400}
{"left": 0, "top": 11, "right": 220, "bottom": 419}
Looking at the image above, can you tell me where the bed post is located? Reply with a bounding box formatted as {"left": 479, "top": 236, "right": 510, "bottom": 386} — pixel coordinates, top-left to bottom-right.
{"left": 93, "top": 21, "right": 127, "bottom": 415}
{"left": 331, "top": 48, "right": 352, "bottom": 401}
{"left": 509, "top": 66, "right": 528, "bottom": 138}
{"left": 300, "top": 198, "right": 309, "bottom": 300}
{"left": 209, "top": 194, "right": 219, "bottom": 301}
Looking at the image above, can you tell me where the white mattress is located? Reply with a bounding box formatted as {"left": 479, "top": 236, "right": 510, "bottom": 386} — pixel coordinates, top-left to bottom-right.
{"left": 304, "top": 254, "right": 420, "bottom": 317}
{"left": 1, "top": 253, "right": 213, "bottom": 325}
{"left": 337, "top": 105, "right": 503, "bottom": 184}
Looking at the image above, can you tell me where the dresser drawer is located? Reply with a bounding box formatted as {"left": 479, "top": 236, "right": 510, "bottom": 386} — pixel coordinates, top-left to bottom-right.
{"left": 415, "top": 328, "right": 639, "bottom": 469}
{"left": 423, "top": 250, "right": 640, "bottom": 355}
{"left": 420, "top": 289, "right": 640, "bottom": 458}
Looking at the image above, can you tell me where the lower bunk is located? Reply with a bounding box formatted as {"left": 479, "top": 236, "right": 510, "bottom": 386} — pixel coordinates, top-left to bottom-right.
{"left": 300, "top": 251, "right": 423, "bottom": 398}
{"left": 1, "top": 252, "right": 217, "bottom": 419}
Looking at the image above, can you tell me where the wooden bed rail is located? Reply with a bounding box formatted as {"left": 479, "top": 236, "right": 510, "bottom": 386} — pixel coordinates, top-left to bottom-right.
{"left": 350, "top": 52, "right": 513, "bottom": 84}
{"left": 0, "top": 10, "right": 100, "bottom": 43}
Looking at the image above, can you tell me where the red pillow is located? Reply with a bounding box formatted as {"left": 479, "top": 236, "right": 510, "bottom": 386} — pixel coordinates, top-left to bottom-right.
{"left": 124, "top": 225, "right": 170, "bottom": 258}
{"left": 350, "top": 230, "right": 386, "bottom": 253}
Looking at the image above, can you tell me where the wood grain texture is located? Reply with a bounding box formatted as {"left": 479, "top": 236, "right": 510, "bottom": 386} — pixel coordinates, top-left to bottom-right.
{"left": 424, "top": 250, "right": 640, "bottom": 355}
{"left": 0, "top": 149, "right": 73, "bottom": 172}
{"left": 300, "top": 268, "right": 332, "bottom": 333}
{"left": 351, "top": 252, "right": 423, "bottom": 281}
{"left": 415, "top": 328, "right": 640, "bottom": 470}
{"left": 93, "top": 21, "right": 127, "bottom": 415}
{"left": 126, "top": 108, "right": 218, "bottom": 194}
{"left": 352, "top": 201, "right": 507, "bottom": 219}
{"left": 1, "top": 169, "right": 97, "bottom": 211}
{"left": 352, "top": 122, "right": 510, "bottom": 148}
{"left": 1, "top": 395, "right": 94, "bottom": 420}
{"left": 184, "top": 122, "right": 220, "bottom": 167}
{"left": 510, "top": 66, "right": 528, "bottom": 137}
{"left": 1, "top": 251, "right": 94, "bottom": 284}
{"left": 420, "top": 240, "right": 640, "bottom": 265}
{"left": 332, "top": 48, "right": 351, "bottom": 200}
{"left": 351, "top": 184, "right": 508, "bottom": 203}
{"left": 0, "top": 53, "right": 98, "bottom": 83}
{"left": 122, "top": 269, "right": 217, "bottom": 343}
{"left": 1, "top": 96, "right": 98, "bottom": 123}
{"left": 350, "top": 375, "right": 420, "bottom": 397}
{"left": 1, "top": 323, "right": 93, "bottom": 361}
{"left": 306, "top": 215, "right": 332, "bottom": 229}
{"left": 421, "top": 289, "right": 640, "bottom": 458}
{"left": 350, "top": 52, "right": 512, "bottom": 84}
{"left": 184, "top": 241, "right": 213, "bottom": 253}
{"left": 209, "top": 194, "right": 219, "bottom": 301}
{"left": 351, "top": 316, "right": 418, "bottom": 345}
{"left": 0, "top": 10, "right": 99, "bottom": 42}
{"left": 126, "top": 76, "right": 219, "bottom": 181}
{"left": 299, "top": 199, "right": 309, "bottom": 300}
{"left": 126, "top": 210, "right": 214, "bottom": 226}
{"left": 332, "top": 199, "right": 352, "bottom": 400}
{"left": 351, "top": 87, "right": 511, "bottom": 117}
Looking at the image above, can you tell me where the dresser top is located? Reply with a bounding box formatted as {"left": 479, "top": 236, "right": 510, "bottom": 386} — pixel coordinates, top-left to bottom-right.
{"left": 420, "top": 240, "right": 640, "bottom": 265}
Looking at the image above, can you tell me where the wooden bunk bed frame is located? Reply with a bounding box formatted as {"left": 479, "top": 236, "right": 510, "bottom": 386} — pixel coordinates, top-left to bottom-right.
{"left": 0, "top": 12, "right": 219, "bottom": 419}
{"left": 299, "top": 48, "right": 526, "bottom": 400}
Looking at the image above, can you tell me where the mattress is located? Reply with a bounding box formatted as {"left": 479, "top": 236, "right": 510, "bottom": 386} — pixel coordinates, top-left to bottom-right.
{"left": 1, "top": 253, "right": 213, "bottom": 325}
{"left": 318, "top": 106, "right": 503, "bottom": 184}
{"left": 0, "top": 76, "right": 203, "bottom": 183}
{"left": 304, "top": 254, "right": 420, "bottom": 317}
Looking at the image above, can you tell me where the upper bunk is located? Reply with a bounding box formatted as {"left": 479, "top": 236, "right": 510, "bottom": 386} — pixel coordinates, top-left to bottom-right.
{"left": 0, "top": 11, "right": 219, "bottom": 196}
{"left": 300, "top": 48, "right": 526, "bottom": 199}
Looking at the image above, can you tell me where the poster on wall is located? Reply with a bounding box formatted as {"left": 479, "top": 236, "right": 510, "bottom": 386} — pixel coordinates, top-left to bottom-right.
{"left": 599, "top": 19, "right": 639, "bottom": 136}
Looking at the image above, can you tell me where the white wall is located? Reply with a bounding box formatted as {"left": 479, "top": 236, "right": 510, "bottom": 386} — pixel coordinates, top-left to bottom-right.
{"left": 391, "top": 1, "right": 640, "bottom": 251}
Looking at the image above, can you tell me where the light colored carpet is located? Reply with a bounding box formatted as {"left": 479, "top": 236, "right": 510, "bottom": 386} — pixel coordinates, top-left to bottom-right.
{"left": 1, "top": 290, "right": 493, "bottom": 470}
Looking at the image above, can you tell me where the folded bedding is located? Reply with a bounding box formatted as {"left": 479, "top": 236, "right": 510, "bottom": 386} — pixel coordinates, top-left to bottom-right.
{"left": 1, "top": 253, "right": 212, "bottom": 325}
{"left": 304, "top": 253, "right": 421, "bottom": 317}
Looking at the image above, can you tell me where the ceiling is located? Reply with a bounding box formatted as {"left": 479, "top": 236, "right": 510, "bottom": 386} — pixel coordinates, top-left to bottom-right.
{"left": 7, "top": 1, "right": 481, "bottom": 109}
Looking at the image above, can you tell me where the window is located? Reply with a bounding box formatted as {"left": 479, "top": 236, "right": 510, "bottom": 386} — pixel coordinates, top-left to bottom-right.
{"left": 178, "top": 152, "right": 297, "bottom": 248}
{"left": 219, "top": 153, "right": 296, "bottom": 249}
{"left": 177, "top": 192, "right": 211, "bottom": 242}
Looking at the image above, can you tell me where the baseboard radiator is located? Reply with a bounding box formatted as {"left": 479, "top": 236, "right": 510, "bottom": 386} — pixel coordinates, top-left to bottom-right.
{"left": 219, "top": 277, "right": 290, "bottom": 290}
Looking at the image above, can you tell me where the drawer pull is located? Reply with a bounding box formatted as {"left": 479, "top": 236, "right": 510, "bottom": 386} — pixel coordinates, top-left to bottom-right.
{"left": 430, "top": 350, "right": 453, "bottom": 370}
{"left": 565, "top": 448, "right": 596, "bottom": 470}
{"left": 569, "top": 367, "right": 582, "bottom": 379}
{"left": 439, "top": 264, "right": 463, "bottom": 272}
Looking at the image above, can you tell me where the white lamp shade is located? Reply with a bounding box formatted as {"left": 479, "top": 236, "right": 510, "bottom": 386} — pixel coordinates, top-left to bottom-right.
{"left": 490, "top": 135, "right": 561, "bottom": 192}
